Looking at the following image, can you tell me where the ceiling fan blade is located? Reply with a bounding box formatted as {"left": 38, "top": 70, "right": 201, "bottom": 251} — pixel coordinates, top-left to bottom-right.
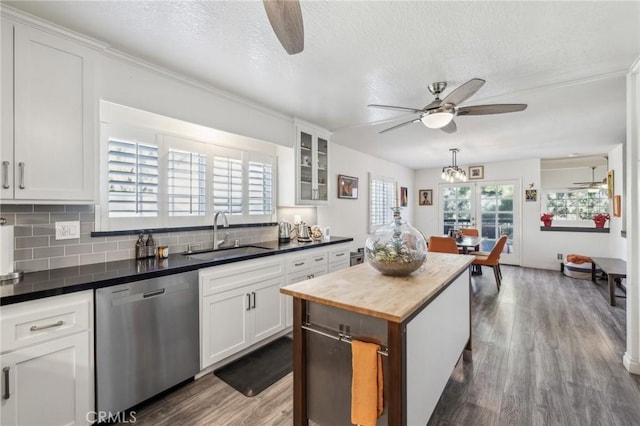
{"left": 379, "top": 118, "right": 421, "bottom": 134}
{"left": 457, "top": 104, "right": 528, "bottom": 116}
{"left": 263, "top": 0, "right": 304, "bottom": 55}
{"left": 423, "top": 99, "right": 442, "bottom": 110}
{"left": 368, "top": 104, "right": 423, "bottom": 114}
{"left": 440, "top": 120, "right": 457, "bottom": 134}
{"left": 441, "top": 78, "right": 485, "bottom": 105}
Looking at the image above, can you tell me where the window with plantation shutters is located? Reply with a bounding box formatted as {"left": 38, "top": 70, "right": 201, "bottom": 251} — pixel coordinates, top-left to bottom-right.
{"left": 168, "top": 149, "right": 207, "bottom": 216}
{"left": 369, "top": 173, "right": 395, "bottom": 232}
{"left": 107, "top": 139, "right": 159, "bottom": 217}
{"left": 248, "top": 160, "right": 273, "bottom": 215}
{"left": 212, "top": 155, "right": 243, "bottom": 215}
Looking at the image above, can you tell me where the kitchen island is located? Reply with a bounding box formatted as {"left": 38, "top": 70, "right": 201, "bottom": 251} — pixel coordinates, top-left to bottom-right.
{"left": 280, "top": 252, "right": 473, "bottom": 426}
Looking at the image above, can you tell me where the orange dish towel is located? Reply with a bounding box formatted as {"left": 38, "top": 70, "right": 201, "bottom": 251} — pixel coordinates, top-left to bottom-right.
{"left": 351, "top": 340, "right": 383, "bottom": 426}
{"left": 566, "top": 254, "right": 592, "bottom": 264}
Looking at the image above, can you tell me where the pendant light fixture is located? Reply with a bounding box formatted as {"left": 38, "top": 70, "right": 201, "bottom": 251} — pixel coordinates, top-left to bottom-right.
{"left": 441, "top": 148, "right": 467, "bottom": 182}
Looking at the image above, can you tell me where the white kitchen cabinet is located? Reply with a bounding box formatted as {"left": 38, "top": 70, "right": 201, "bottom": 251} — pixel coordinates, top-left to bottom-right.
{"left": 281, "top": 243, "right": 351, "bottom": 327}
{"left": 200, "top": 257, "right": 285, "bottom": 368}
{"left": 278, "top": 120, "right": 331, "bottom": 206}
{"left": 328, "top": 245, "right": 351, "bottom": 272}
{"left": 0, "top": 291, "right": 93, "bottom": 426}
{"left": 1, "top": 20, "right": 96, "bottom": 202}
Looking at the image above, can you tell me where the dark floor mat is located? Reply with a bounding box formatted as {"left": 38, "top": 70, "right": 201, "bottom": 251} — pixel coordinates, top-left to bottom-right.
{"left": 214, "top": 336, "right": 292, "bottom": 397}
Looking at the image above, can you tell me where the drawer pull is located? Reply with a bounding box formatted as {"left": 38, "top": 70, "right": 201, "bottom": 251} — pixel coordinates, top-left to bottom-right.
{"left": 2, "top": 367, "right": 9, "bottom": 400}
{"left": 335, "top": 252, "right": 345, "bottom": 257}
{"left": 314, "top": 257, "right": 324, "bottom": 261}
{"left": 246, "top": 293, "right": 251, "bottom": 311}
{"left": 30, "top": 320, "right": 64, "bottom": 332}
{"left": 294, "top": 262, "right": 305, "bottom": 267}
{"left": 251, "top": 291, "right": 256, "bottom": 309}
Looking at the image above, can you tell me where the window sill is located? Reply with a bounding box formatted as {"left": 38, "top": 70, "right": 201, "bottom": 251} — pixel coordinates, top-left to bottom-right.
{"left": 539, "top": 226, "right": 609, "bottom": 233}
{"left": 91, "top": 222, "right": 277, "bottom": 237}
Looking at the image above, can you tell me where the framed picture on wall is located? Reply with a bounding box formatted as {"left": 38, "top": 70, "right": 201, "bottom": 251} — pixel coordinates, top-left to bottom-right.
{"left": 338, "top": 175, "right": 358, "bottom": 199}
{"left": 525, "top": 189, "right": 538, "bottom": 202}
{"left": 607, "top": 170, "right": 614, "bottom": 198}
{"left": 418, "top": 189, "right": 433, "bottom": 206}
{"left": 468, "top": 165, "right": 484, "bottom": 180}
{"left": 400, "top": 186, "right": 408, "bottom": 206}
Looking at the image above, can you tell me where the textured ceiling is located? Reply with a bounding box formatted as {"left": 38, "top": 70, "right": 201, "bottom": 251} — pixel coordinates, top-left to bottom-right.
{"left": 4, "top": 1, "right": 639, "bottom": 169}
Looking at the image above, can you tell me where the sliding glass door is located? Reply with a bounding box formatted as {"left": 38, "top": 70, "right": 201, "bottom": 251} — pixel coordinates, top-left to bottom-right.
{"left": 440, "top": 180, "right": 520, "bottom": 265}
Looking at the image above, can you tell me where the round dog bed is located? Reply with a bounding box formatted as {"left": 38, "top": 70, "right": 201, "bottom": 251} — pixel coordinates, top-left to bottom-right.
{"left": 563, "top": 261, "right": 600, "bottom": 279}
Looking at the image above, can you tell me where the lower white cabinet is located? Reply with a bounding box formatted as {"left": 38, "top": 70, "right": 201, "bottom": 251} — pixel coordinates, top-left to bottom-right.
{"left": 282, "top": 243, "right": 351, "bottom": 327}
{"left": 0, "top": 291, "right": 93, "bottom": 426}
{"left": 200, "top": 257, "right": 285, "bottom": 369}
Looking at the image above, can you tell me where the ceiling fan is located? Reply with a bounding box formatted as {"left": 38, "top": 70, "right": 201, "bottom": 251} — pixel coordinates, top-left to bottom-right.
{"left": 263, "top": 0, "right": 304, "bottom": 55}
{"left": 568, "top": 166, "right": 607, "bottom": 192}
{"left": 369, "top": 78, "right": 527, "bottom": 134}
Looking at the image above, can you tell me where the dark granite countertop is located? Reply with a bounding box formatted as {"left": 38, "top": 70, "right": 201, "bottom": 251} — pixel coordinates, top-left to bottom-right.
{"left": 1, "top": 237, "right": 353, "bottom": 306}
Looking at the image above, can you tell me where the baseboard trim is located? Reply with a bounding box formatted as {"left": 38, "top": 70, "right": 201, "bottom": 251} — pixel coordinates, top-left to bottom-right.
{"left": 623, "top": 353, "right": 640, "bottom": 375}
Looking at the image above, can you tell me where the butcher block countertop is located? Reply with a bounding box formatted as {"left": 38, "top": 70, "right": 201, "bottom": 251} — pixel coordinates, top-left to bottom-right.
{"left": 280, "top": 252, "right": 473, "bottom": 323}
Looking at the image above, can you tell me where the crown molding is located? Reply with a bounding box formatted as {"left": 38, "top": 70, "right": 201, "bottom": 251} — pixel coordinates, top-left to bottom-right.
{"left": 1, "top": 4, "right": 293, "bottom": 125}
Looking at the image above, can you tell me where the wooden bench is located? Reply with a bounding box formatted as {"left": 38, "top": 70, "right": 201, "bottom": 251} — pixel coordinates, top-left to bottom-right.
{"left": 590, "top": 257, "right": 627, "bottom": 306}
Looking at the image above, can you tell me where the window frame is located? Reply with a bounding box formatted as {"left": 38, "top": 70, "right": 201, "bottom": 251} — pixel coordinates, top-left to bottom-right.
{"left": 98, "top": 124, "right": 277, "bottom": 232}
{"left": 368, "top": 173, "right": 395, "bottom": 233}
{"left": 542, "top": 188, "right": 610, "bottom": 225}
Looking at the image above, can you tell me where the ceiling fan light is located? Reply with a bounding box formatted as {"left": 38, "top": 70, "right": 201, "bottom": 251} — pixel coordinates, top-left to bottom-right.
{"left": 421, "top": 111, "right": 454, "bottom": 129}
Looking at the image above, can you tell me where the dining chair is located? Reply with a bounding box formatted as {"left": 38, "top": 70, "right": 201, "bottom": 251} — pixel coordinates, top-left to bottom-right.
{"left": 460, "top": 228, "right": 479, "bottom": 237}
{"left": 428, "top": 236, "right": 459, "bottom": 254}
{"left": 472, "top": 235, "right": 508, "bottom": 291}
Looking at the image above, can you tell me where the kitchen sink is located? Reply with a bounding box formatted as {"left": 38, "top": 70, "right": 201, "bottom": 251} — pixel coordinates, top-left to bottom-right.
{"left": 184, "top": 245, "right": 272, "bottom": 261}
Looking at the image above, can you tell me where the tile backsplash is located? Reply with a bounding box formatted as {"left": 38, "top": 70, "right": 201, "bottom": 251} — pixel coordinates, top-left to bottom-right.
{"left": 0, "top": 204, "right": 277, "bottom": 273}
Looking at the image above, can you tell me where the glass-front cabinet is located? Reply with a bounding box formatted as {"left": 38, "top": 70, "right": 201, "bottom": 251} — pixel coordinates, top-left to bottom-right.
{"left": 296, "top": 124, "right": 329, "bottom": 205}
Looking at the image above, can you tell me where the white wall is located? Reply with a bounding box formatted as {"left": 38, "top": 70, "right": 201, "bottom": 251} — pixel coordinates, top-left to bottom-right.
{"left": 415, "top": 158, "right": 615, "bottom": 270}
{"left": 97, "top": 54, "right": 293, "bottom": 148}
{"left": 317, "top": 143, "right": 415, "bottom": 248}
{"left": 608, "top": 144, "right": 626, "bottom": 259}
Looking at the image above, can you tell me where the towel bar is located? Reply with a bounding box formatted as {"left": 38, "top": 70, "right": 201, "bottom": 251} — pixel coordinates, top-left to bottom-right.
{"left": 302, "top": 322, "right": 389, "bottom": 357}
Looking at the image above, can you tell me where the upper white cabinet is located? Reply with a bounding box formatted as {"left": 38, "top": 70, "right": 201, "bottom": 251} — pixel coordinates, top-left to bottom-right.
{"left": 1, "top": 20, "right": 96, "bottom": 203}
{"left": 278, "top": 120, "right": 331, "bottom": 206}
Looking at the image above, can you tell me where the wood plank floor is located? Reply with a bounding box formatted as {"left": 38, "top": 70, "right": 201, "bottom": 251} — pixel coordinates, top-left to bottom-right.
{"left": 122, "top": 266, "right": 640, "bottom": 426}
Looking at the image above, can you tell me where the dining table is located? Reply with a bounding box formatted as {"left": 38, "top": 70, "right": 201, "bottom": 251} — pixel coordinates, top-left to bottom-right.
{"left": 453, "top": 236, "right": 484, "bottom": 275}
{"left": 454, "top": 236, "right": 484, "bottom": 254}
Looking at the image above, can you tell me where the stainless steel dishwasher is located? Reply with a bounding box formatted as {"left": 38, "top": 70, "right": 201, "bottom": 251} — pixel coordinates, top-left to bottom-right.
{"left": 96, "top": 271, "right": 199, "bottom": 414}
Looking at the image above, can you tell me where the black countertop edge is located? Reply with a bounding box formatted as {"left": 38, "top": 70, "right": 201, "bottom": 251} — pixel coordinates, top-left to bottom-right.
{"left": 540, "top": 226, "right": 610, "bottom": 233}
{"left": 91, "top": 222, "right": 278, "bottom": 237}
{"left": 0, "top": 237, "right": 354, "bottom": 306}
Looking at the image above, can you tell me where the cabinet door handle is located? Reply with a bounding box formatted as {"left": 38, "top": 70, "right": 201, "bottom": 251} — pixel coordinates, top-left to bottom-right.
{"left": 251, "top": 292, "right": 256, "bottom": 309}
{"left": 18, "top": 162, "right": 25, "bottom": 189}
{"left": 246, "top": 293, "right": 251, "bottom": 311}
{"left": 314, "top": 257, "right": 324, "bottom": 262}
{"left": 294, "top": 262, "right": 305, "bottom": 267}
{"left": 2, "top": 161, "right": 8, "bottom": 189}
{"left": 2, "top": 367, "right": 9, "bottom": 400}
{"left": 335, "top": 252, "right": 345, "bottom": 257}
{"left": 30, "top": 320, "right": 64, "bottom": 331}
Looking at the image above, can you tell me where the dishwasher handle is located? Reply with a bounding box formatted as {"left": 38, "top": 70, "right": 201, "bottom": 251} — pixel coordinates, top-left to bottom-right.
{"left": 143, "top": 288, "right": 166, "bottom": 298}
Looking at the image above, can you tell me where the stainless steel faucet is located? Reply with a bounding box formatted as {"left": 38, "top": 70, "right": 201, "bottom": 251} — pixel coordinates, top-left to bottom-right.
{"left": 213, "top": 211, "right": 229, "bottom": 250}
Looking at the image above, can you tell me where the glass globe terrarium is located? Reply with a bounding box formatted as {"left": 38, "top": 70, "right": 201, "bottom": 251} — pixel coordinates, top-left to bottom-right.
{"left": 365, "top": 207, "right": 427, "bottom": 276}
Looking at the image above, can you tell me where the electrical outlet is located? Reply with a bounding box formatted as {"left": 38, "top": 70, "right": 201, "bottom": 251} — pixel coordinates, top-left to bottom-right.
{"left": 55, "top": 221, "right": 80, "bottom": 240}
{"left": 557, "top": 253, "right": 563, "bottom": 260}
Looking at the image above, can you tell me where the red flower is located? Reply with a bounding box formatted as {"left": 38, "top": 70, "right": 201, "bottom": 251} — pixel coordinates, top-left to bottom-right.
{"left": 593, "top": 213, "right": 610, "bottom": 221}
